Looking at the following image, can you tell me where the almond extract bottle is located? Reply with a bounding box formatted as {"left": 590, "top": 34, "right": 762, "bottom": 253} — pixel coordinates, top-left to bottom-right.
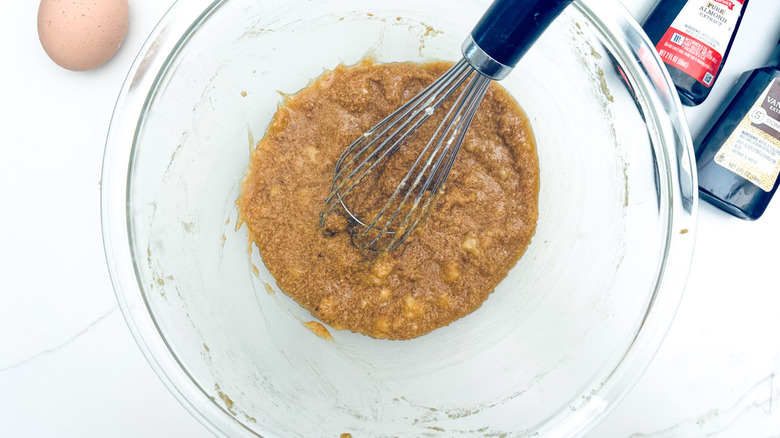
{"left": 643, "top": 0, "right": 749, "bottom": 106}
{"left": 696, "top": 42, "right": 780, "bottom": 220}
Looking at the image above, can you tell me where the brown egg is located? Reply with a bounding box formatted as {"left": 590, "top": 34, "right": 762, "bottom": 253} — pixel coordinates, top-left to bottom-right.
{"left": 37, "top": 0, "right": 129, "bottom": 71}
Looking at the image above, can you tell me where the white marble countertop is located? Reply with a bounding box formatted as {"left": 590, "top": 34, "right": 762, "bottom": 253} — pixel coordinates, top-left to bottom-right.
{"left": 2, "top": 0, "right": 779, "bottom": 436}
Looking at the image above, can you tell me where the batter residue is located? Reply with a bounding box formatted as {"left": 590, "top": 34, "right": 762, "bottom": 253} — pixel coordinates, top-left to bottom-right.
{"left": 238, "top": 60, "right": 539, "bottom": 340}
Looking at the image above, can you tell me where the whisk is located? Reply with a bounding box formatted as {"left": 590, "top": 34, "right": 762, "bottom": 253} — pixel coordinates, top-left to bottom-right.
{"left": 320, "top": 0, "right": 573, "bottom": 251}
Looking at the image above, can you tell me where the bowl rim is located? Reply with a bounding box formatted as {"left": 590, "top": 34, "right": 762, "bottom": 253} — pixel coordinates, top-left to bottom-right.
{"left": 100, "top": 0, "right": 698, "bottom": 436}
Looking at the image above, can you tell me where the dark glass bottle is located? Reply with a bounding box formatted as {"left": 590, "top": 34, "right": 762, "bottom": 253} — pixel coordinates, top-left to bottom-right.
{"left": 696, "top": 42, "right": 780, "bottom": 220}
{"left": 643, "top": 0, "right": 749, "bottom": 106}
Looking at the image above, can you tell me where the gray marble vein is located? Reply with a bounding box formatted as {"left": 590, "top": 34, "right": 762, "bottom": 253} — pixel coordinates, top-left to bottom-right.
{"left": 627, "top": 373, "right": 779, "bottom": 438}
{"left": 0, "top": 306, "right": 118, "bottom": 373}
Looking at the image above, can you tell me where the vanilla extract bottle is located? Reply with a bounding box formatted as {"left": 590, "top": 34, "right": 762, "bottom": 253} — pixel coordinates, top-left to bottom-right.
{"left": 696, "top": 42, "right": 780, "bottom": 220}
{"left": 643, "top": 0, "right": 749, "bottom": 106}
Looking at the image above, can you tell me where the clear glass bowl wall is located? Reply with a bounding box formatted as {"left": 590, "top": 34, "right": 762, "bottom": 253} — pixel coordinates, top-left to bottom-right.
{"left": 101, "top": 0, "right": 697, "bottom": 436}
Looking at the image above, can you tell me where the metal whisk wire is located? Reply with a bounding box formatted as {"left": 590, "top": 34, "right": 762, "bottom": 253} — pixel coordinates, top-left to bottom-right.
{"left": 373, "top": 71, "right": 492, "bottom": 248}
{"left": 320, "top": 60, "right": 491, "bottom": 250}
{"left": 329, "top": 59, "right": 473, "bottom": 189}
{"left": 320, "top": 0, "right": 573, "bottom": 251}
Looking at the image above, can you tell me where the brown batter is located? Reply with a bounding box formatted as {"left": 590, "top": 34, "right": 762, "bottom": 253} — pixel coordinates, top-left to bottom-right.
{"left": 238, "top": 60, "right": 539, "bottom": 340}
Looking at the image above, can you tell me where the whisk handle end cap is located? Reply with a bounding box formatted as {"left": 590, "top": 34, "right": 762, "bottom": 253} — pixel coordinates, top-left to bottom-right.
{"left": 469, "top": 0, "right": 575, "bottom": 70}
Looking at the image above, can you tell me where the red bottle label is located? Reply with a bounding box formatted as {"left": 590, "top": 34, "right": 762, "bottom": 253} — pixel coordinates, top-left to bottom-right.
{"left": 655, "top": 0, "right": 744, "bottom": 87}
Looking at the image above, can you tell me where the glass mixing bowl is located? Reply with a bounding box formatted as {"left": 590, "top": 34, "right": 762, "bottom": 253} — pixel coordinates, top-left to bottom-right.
{"left": 101, "top": 0, "right": 697, "bottom": 436}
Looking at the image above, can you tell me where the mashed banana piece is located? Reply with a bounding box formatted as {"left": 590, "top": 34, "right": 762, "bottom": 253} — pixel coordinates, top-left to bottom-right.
{"left": 238, "top": 60, "right": 539, "bottom": 340}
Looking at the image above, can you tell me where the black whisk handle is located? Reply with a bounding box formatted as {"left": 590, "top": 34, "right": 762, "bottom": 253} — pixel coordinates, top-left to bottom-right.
{"left": 464, "top": 0, "right": 574, "bottom": 79}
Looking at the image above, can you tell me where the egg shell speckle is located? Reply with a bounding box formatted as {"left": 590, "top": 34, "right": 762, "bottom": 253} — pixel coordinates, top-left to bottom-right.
{"left": 37, "top": 0, "right": 129, "bottom": 71}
